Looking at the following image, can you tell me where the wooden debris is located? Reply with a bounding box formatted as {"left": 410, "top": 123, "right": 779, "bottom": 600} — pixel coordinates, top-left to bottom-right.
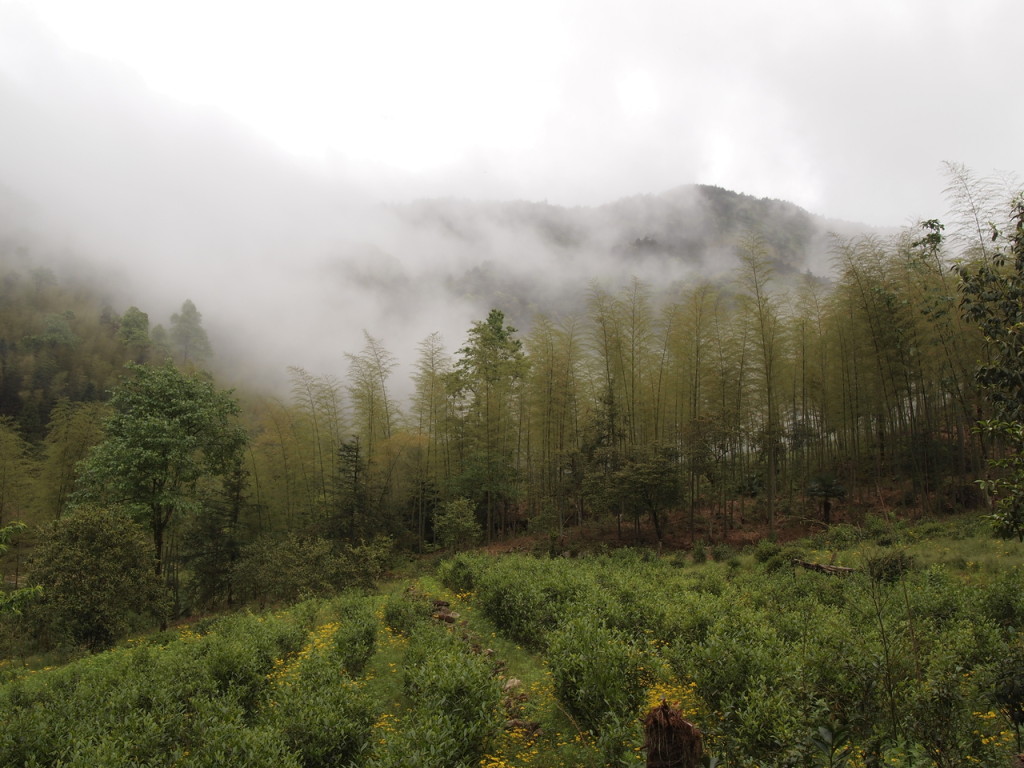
{"left": 791, "top": 558, "right": 857, "bottom": 576}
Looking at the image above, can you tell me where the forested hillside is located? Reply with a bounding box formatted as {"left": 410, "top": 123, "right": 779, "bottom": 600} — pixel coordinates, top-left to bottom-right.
{"left": 0, "top": 171, "right": 1021, "bottom": 643}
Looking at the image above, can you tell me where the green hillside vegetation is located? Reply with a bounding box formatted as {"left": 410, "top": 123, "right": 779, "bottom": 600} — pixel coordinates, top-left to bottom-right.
{"left": 0, "top": 520, "right": 1021, "bottom": 767}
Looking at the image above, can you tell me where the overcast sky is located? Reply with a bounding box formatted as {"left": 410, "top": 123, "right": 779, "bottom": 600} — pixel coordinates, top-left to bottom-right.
{"left": 5, "top": 0, "right": 1021, "bottom": 227}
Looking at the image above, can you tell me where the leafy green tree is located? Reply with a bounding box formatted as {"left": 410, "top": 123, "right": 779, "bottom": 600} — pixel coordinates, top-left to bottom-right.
{"left": 523, "top": 315, "right": 586, "bottom": 531}
{"left": 180, "top": 461, "right": 250, "bottom": 608}
{"left": 331, "top": 437, "right": 369, "bottom": 540}
{"left": 28, "top": 507, "right": 168, "bottom": 649}
{"left": 409, "top": 332, "right": 453, "bottom": 547}
{"left": 149, "top": 323, "right": 172, "bottom": 362}
{"left": 433, "top": 497, "right": 481, "bottom": 550}
{"left": 288, "top": 366, "right": 344, "bottom": 520}
{"left": 74, "top": 363, "right": 248, "bottom": 575}
{"left": 605, "top": 441, "right": 680, "bottom": 544}
{"left": 346, "top": 331, "right": 398, "bottom": 458}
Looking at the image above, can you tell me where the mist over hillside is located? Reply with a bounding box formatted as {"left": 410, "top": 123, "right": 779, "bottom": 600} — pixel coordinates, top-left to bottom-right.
{"left": 0, "top": 10, "right": 880, "bottom": 396}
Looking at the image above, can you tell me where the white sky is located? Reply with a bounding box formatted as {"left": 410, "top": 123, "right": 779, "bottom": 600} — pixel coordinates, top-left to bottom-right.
{"left": 6, "top": 0, "right": 1022, "bottom": 226}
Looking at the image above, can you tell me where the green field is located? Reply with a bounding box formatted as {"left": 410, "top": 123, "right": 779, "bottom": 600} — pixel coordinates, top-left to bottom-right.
{"left": 1, "top": 517, "right": 1023, "bottom": 768}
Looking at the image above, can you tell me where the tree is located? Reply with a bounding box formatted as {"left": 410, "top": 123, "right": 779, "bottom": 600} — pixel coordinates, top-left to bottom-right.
{"left": 409, "top": 332, "right": 453, "bottom": 548}
{"left": 288, "top": 367, "right": 344, "bottom": 520}
{"left": 28, "top": 507, "right": 168, "bottom": 649}
{"left": 0, "top": 521, "right": 41, "bottom": 616}
{"left": 0, "top": 417, "right": 31, "bottom": 528}
{"left": 957, "top": 196, "right": 1024, "bottom": 539}
{"left": 74, "top": 363, "right": 248, "bottom": 575}
{"left": 346, "top": 331, "right": 398, "bottom": 458}
{"left": 169, "top": 299, "right": 212, "bottom": 368}
{"left": 605, "top": 441, "right": 680, "bottom": 544}
{"left": 118, "top": 305, "right": 150, "bottom": 362}
{"left": 449, "top": 310, "right": 528, "bottom": 539}
{"left": 738, "top": 235, "right": 784, "bottom": 535}
{"left": 36, "top": 400, "right": 107, "bottom": 519}
{"left": 433, "top": 497, "right": 481, "bottom": 550}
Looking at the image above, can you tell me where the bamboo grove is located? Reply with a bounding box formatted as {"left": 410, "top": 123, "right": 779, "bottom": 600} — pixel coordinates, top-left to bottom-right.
{"left": 241, "top": 212, "right": 1006, "bottom": 551}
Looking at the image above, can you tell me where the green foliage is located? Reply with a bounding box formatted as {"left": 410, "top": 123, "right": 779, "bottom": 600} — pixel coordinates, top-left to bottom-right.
{"left": 447, "top": 309, "right": 527, "bottom": 536}
{"left": 0, "top": 417, "right": 31, "bottom": 527}
{"left": 380, "top": 625, "right": 503, "bottom": 768}
{"left": 691, "top": 539, "right": 707, "bottom": 563}
{"left": 36, "top": 399, "right": 107, "bottom": 519}
{"left": 474, "top": 556, "right": 588, "bottom": 649}
{"left": 329, "top": 592, "right": 378, "bottom": 676}
{"left": 264, "top": 667, "right": 375, "bottom": 768}
{"left": 752, "top": 538, "right": 781, "bottom": 563}
{"left": 956, "top": 197, "right": 1024, "bottom": 541}
{"left": 28, "top": 507, "right": 168, "bottom": 649}
{"left": 381, "top": 587, "right": 433, "bottom": 636}
{"left": 435, "top": 544, "right": 1024, "bottom": 767}
{"left": 866, "top": 550, "right": 915, "bottom": 583}
{"left": 710, "top": 542, "right": 734, "bottom": 562}
{"left": 992, "top": 640, "right": 1024, "bottom": 752}
{"left": 436, "top": 551, "right": 485, "bottom": 592}
{"left": 117, "top": 306, "right": 151, "bottom": 366}
{"left": 73, "top": 362, "right": 247, "bottom": 574}
{"left": 602, "top": 441, "right": 681, "bottom": 543}
{"left": 977, "top": 420, "right": 1024, "bottom": 542}
{"left": 0, "top": 521, "right": 41, "bottom": 616}
{"left": 0, "top": 599, "right": 389, "bottom": 767}
{"left": 231, "top": 533, "right": 389, "bottom": 608}
{"left": 433, "top": 496, "right": 481, "bottom": 550}
{"left": 547, "top": 615, "right": 649, "bottom": 734}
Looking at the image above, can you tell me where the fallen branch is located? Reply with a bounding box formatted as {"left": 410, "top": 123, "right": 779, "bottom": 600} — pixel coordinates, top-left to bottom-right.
{"left": 791, "top": 558, "right": 857, "bottom": 576}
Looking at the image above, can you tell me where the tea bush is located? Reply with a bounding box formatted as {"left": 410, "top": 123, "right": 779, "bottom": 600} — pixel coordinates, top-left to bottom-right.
{"left": 0, "top": 600, "right": 383, "bottom": 767}
{"left": 444, "top": 547, "right": 1024, "bottom": 767}
{"left": 547, "top": 615, "right": 649, "bottom": 734}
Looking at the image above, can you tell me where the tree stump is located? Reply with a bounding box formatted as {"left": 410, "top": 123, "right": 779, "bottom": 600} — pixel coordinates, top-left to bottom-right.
{"left": 644, "top": 699, "right": 703, "bottom": 768}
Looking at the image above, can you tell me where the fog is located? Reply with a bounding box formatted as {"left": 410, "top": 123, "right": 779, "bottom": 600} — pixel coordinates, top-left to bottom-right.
{"left": 1, "top": 3, "right": 1020, "bottom": 399}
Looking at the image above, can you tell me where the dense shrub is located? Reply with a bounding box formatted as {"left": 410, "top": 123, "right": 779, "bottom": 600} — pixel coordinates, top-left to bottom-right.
{"left": 432, "top": 497, "right": 482, "bottom": 551}
{"left": 27, "top": 507, "right": 169, "bottom": 650}
{"left": 382, "top": 587, "right": 433, "bottom": 636}
{"left": 547, "top": 615, "right": 649, "bottom": 734}
{"left": 264, "top": 668, "right": 375, "bottom": 768}
{"left": 436, "top": 551, "right": 485, "bottom": 592}
{"left": 0, "top": 607, "right": 325, "bottom": 766}
{"left": 231, "top": 534, "right": 391, "bottom": 608}
{"left": 866, "top": 549, "right": 915, "bottom": 583}
{"left": 329, "top": 592, "right": 378, "bottom": 676}
{"left": 366, "top": 624, "right": 503, "bottom": 768}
